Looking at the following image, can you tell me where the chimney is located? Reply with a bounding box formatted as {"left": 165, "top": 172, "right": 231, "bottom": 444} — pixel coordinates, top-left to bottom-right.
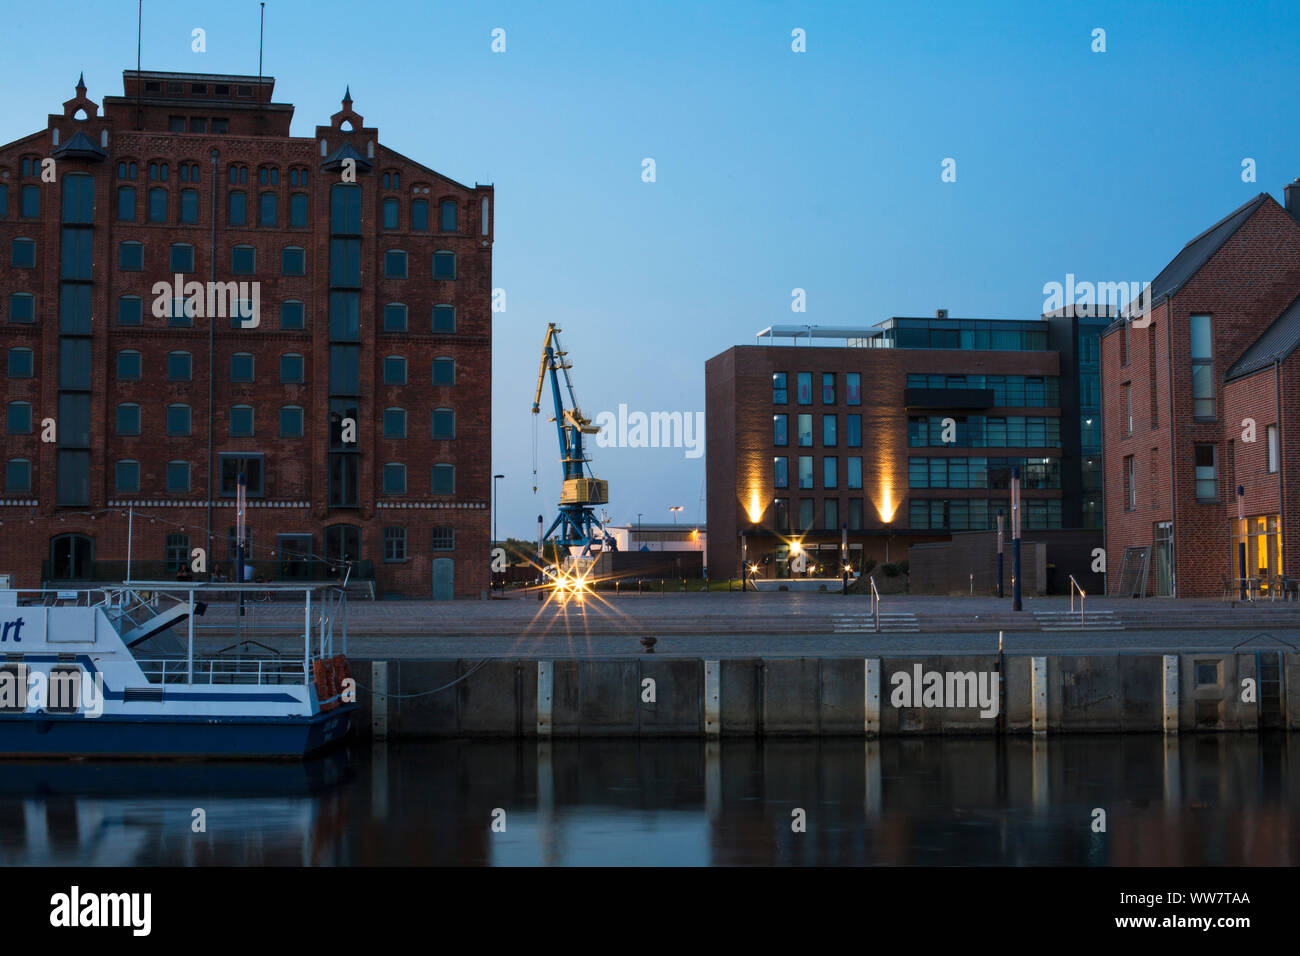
{"left": 1287, "top": 179, "right": 1300, "bottom": 218}
{"left": 936, "top": 308, "right": 948, "bottom": 319}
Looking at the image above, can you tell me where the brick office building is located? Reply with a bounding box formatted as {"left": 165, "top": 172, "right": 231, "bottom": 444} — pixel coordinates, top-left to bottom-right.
{"left": 706, "top": 317, "right": 1099, "bottom": 582}
{"left": 0, "top": 71, "right": 493, "bottom": 597}
{"left": 1101, "top": 184, "right": 1300, "bottom": 598}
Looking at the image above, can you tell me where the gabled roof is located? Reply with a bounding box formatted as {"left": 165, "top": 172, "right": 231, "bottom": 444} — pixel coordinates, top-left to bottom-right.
{"left": 1149, "top": 193, "right": 1270, "bottom": 302}
{"left": 1226, "top": 291, "right": 1300, "bottom": 382}
{"left": 1104, "top": 192, "right": 1273, "bottom": 336}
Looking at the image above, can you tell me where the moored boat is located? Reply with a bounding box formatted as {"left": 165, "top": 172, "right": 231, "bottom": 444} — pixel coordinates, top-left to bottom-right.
{"left": 0, "top": 583, "right": 355, "bottom": 759}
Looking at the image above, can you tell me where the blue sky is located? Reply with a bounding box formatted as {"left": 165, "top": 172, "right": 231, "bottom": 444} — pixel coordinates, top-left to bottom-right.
{"left": 5, "top": 0, "right": 1299, "bottom": 538}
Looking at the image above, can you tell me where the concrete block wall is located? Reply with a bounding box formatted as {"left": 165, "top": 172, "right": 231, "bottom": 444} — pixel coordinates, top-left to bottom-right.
{"left": 353, "top": 653, "right": 1294, "bottom": 739}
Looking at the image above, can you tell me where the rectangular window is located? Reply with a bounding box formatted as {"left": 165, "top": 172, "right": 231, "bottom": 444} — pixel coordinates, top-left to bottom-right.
{"left": 848, "top": 498, "right": 863, "bottom": 531}
{"left": 329, "top": 344, "right": 361, "bottom": 395}
{"left": 846, "top": 372, "right": 861, "bottom": 406}
{"left": 282, "top": 247, "right": 305, "bottom": 275}
{"left": 773, "top": 414, "right": 787, "bottom": 446}
{"left": 6, "top": 459, "right": 31, "bottom": 493}
{"left": 772, "top": 372, "right": 787, "bottom": 404}
{"left": 10, "top": 238, "right": 35, "bottom": 268}
{"left": 774, "top": 456, "right": 788, "bottom": 489}
{"left": 847, "top": 457, "right": 862, "bottom": 490}
{"left": 773, "top": 497, "right": 790, "bottom": 532}
{"left": 411, "top": 200, "right": 429, "bottom": 231}
{"left": 232, "top": 245, "right": 255, "bottom": 274}
{"left": 821, "top": 373, "right": 836, "bottom": 404}
{"left": 180, "top": 189, "right": 199, "bottom": 223}
{"left": 432, "top": 527, "right": 455, "bottom": 550}
{"left": 432, "top": 251, "right": 456, "bottom": 279}
{"left": 796, "top": 372, "right": 812, "bottom": 405}
{"left": 9, "top": 293, "right": 35, "bottom": 323}
{"left": 228, "top": 191, "right": 247, "bottom": 225}
{"left": 112, "top": 460, "right": 139, "bottom": 493}
{"left": 170, "top": 243, "right": 194, "bottom": 273}
{"left": 20, "top": 185, "right": 39, "bottom": 218}
{"left": 1267, "top": 424, "right": 1279, "bottom": 474}
{"left": 1122, "top": 382, "right": 1132, "bottom": 436}
{"left": 384, "top": 356, "right": 407, "bottom": 385}
{"left": 329, "top": 240, "right": 360, "bottom": 285}
{"left": 384, "top": 527, "right": 407, "bottom": 562}
{"left": 798, "top": 456, "right": 813, "bottom": 490}
{"left": 384, "top": 250, "right": 408, "bottom": 278}
{"left": 846, "top": 414, "right": 861, "bottom": 448}
{"left": 330, "top": 184, "right": 361, "bottom": 233}
{"left": 823, "top": 415, "right": 837, "bottom": 447}
{"left": 440, "top": 201, "right": 458, "bottom": 232}
{"left": 799, "top": 498, "right": 814, "bottom": 531}
{"left": 1123, "top": 455, "right": 1135, "bottom": 511}
{"left": 797, "top": 413, "right": 812, "bottom": 447}
{"left": 290, "top": 193, "right": 308, "bottom": 227}
{"left": 1195, "top": 444, "right": 1217, "bottom": 500}
{"left": 823, "top": 498, "right": 839, "bottom": 531}
{"left": 383, "top": 408, "right": 407, "bottom": 438}
{"left": 823, "top": 457, "right": 837, "bottom": 489}
{"left": 1190, "top": 314, "right": 1214, "bottom": 418}
{"left": 219, "top": 455, "right": 264, "bottom": 496}
{"left": 432, "top": 358, "right": 455, "bottom": 386}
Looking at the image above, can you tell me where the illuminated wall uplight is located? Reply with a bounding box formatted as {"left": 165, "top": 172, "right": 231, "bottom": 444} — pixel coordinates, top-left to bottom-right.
{"left": 875, "top": 481, "right": 899, "bottom": 523}
{"left": 745, "top": 490, "right": 766, "bottom": 524}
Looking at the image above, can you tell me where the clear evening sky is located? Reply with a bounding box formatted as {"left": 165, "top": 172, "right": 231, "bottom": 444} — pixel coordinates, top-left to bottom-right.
{"left": 5, "top": 0, "right": 1299, "bottom": 539}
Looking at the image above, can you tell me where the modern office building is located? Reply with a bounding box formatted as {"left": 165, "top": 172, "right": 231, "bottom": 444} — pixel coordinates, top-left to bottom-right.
{"left": 0, "top": 71, "right": 494, "bottom": 596}
{"left": 1101, "top": 184, "right": 1300, "bottom": 598}
{"left": 706, "top": 313, "right": 1102, "bottom": 583}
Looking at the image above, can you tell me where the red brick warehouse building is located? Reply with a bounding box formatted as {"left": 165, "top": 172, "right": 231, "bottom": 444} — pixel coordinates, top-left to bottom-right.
{"left": 1101, "top": 182, "right": 1300, "bottom": 598}
{"left": 0, "top": 71, "right": 494, "bottom": 597}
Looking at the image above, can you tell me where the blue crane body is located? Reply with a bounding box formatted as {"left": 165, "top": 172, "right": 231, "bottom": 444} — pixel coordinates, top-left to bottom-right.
{"left": 531, "top": 323, "right": 612, "bottom": 560}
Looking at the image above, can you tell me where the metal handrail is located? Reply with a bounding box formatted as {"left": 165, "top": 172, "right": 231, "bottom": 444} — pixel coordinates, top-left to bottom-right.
{"left": 869, "top": 576, "right": 881, "bottom": 633}
{"left": 1069, "top": 574, "right": 1086, "bottom": 626}
{"left": 135, "top": 656, "right": 308, "bottom": 685}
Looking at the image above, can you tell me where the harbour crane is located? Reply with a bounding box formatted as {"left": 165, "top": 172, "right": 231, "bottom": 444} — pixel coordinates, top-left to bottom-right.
{"left": 531, "top": 323, "right": 613, "bottom": 568}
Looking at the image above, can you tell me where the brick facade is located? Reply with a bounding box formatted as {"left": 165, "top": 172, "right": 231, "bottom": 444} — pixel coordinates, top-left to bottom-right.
{"left": 1101, "top": 194, "right": 1300, "bottom": 597}
{"left": 0, "top": 72, "right": 492, "bottom": 597}
{"left": 706, "top": 342, "right": 1066, "bottom": 578}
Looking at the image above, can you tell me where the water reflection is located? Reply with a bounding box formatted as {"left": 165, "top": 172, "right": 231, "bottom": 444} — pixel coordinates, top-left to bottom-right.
{"left": 1, "top": 735, "right": 1296, "bottom": 865}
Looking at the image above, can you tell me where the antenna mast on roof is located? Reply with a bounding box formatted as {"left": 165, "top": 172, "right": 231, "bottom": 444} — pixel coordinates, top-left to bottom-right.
{"left": 258, "top": 3, "right": 265, "bottom": 97}
{"left": 135, "top": 0, "right": 143, "bottom": 130}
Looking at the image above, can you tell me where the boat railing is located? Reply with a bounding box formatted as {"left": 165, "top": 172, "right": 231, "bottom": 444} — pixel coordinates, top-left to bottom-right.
{"left": 135, "top": 656, "right": 309, "bottom": 686}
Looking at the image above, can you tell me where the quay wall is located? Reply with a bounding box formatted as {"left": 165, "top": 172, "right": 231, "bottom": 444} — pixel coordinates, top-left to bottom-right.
{"left": 346, "top": 653, "right": 1293, "bottom": 739}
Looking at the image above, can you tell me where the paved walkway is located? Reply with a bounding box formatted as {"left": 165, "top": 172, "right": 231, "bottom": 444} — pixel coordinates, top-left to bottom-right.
{"left": 183, "top": 592, "right": 1300, "bottom": 659}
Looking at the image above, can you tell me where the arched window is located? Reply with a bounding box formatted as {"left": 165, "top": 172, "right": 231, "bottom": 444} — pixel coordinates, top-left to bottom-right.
{"left": 259, "top": 190, "right": 278, "bottom": 226}
{"left": 382, "top": 462, "right": 406, "bottom": 493}
{"left": 148, "top": 187, "right": 167, "bottom": 222}
{"left": 6, "top": 401, "right": 32, "bottom": 434}
{"left": 432, "top": 304, "right": 455, "bottom": 333}
{"left": 324, "top": 525, "right": 361, "bottom": 567}
{"left": 116, "top": 403, "right": 141, "bottom": 436}
{"left": 432, "top": 357, "right": 456, "bottom": 386}
{"left": 7, "top": 347, "right": 34, "bottom": 378}
{"left": 166, "top": 403, "right": 192, "bottom": 436}
{"left": 167, "top": 351, "right": 192, "bottom": 381}
{"left": 230, "top": 352, "right": 254, "bottom": 382}
{"left": 383, "top": 407, "right": 407, "bottom": 438}
{"left": 432, "top": 250, "right": 456, "bottom": 279}
{"left": 280, "top": 352, "right": 305, "bottom": 383}
{"left": 384, "top": 303, "right": 408, "bottom": 332}
{"left": 5, "top": 458, "right": 31, "bottom": 493}
{"left": 117, "top": 185, "right": 136, "bottom": 221}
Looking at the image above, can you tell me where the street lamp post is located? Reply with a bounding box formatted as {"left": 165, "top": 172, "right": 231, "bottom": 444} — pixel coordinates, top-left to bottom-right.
{"left": 493, "top": 474, "right": 504, "bottom": 590}
{"left": 669, "top": 505, "right": 682, "bottom": 525}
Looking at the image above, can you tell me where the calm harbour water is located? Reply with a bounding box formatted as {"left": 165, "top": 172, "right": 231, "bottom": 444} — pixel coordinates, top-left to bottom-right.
{"left": 1, "top": 735, "right": 1295, "bottom": 866}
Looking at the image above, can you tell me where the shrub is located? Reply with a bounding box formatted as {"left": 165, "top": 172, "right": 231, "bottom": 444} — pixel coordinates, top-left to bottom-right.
{"left": 898, "top": 560, "right": 909, "bottom": 576}
{"left": 881, "top": 562, "right": 901, "bottom": 577}
{"left": 861, "top": 558, "right": 877, "bottom": 576}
